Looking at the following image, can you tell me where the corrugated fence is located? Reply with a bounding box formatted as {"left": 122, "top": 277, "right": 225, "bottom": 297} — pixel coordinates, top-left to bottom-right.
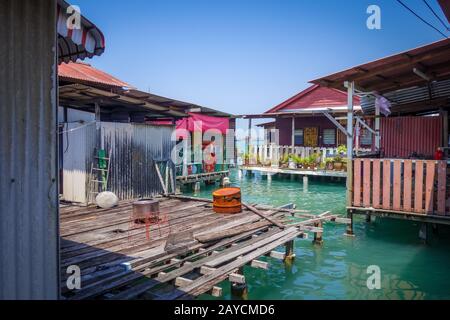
{"left": 62, "top": 122, "right": 176, "bottom": 203}
{"left": 380, "top": 116, "right": 443, "bottom": 158}
{"left": 0, "top": 0, "right": 59, "bottom": 299}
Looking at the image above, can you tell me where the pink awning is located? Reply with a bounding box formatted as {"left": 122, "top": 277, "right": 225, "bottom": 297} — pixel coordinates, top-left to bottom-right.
{"left": 148, "top": 113, "right": 230, "bottom": 140}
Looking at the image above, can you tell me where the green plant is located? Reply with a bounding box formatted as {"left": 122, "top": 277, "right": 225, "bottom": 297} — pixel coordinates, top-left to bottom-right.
{"left": 333, "top": 154, "right": 343, "bottom": 163}
{"left": 337, "top": 145, "right": 347, "bottom": 155}
{"left": 280, "top": 153, "right": 290, "bottom": 164}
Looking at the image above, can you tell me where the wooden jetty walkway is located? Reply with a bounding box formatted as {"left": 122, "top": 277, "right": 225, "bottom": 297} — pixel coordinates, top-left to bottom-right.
{"left": 60, "top": 196, "right": 347, "bottom": 300}
{"left": 241, "top": 166, "right": 347, "bottom": 178}
{"left": 176, "top": 170, "right": 229, "bottom": 185}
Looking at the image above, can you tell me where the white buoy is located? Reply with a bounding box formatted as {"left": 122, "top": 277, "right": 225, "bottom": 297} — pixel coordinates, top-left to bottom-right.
{"left": 222, "top": 177, "right": 231, "bottom": 187}
{"left": 95, "top": 191, "right": 119, "bottom": 209}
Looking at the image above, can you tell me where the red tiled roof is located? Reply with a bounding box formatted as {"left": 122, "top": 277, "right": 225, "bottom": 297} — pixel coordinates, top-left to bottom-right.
{"left": 265, "top": 84, "right": 360, "bottom": 113}
{"left": 58, "top": 61, "right": 134, "bottom": 89}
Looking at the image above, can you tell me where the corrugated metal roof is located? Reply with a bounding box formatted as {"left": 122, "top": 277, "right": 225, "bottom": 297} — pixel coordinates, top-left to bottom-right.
{"left": 311, "top": 38, "right": 450, "bottom": 93}
{"left": 361, "top": 79, "right": 450, "bottom": 115}
{"left": 265, "top": 84, "right": 360, "bottom": 114}
{"left": 59, "top": 61, "right": 134, "bottom": 89}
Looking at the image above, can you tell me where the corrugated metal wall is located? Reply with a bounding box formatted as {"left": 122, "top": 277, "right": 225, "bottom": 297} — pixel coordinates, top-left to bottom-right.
{"left": 380, "top": 116, "right": 443, "bottom": 158}
{"left": 361, "top": 79, "right": 450, "bottom": 114}
{"left": 62, "top": 122, "right": 175, "bottom": 203}
{"left": 0, "top": 0, "right": 59, "bottom": 299}
{"left": 61, "top": 122, "right": 96, "bottom": 202}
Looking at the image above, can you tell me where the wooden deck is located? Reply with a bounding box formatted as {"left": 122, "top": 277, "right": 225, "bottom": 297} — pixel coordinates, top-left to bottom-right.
{"left": 241, "top": 166, "right": 347, "bottom": 178}
{"left": 176, "top": 170, "right": 229, "bottom": 185}
{"left": 60, "top": 196, "right": 345, "bottom": 300}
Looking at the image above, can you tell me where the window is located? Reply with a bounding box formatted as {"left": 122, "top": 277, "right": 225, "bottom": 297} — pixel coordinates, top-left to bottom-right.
{"left": 294, "top": 129, "right": 304, "bottom": 145}
{"left": 360, "top": 128, "right": 372, "bottom": 146}
{"left": 323, "top": 129, "right": 336, "bottom": 145}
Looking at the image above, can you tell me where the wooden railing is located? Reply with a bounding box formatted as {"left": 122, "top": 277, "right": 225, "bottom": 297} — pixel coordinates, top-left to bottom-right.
{"left": 246, "top": 145, "right": 339, "bottom": 165}
{"left": 353, "top": 159, "right": 448, "bottom": 216}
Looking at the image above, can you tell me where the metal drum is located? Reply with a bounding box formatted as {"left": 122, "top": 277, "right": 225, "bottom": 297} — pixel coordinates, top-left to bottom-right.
{"left": 212, "top": 187, "right": 242, "bottom": 214}
{"left": 132, "top": 199, "right": 160, "bottom": 224}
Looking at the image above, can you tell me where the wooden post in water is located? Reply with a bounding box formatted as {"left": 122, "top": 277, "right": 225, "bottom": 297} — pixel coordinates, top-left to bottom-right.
{"left": 345, "top": 81, "right": 354, "bottom": 237}
{"left": 230, "top": 267, "right": 248, "bottom": 300}
{"left": 313, "top": 221, "right": 323, "bottom": 245}
{"left": 284, "top": 240, "right": 295, "bottom": 267}
{"left": 346, "top": 209, "right": 354, "bottom": 236}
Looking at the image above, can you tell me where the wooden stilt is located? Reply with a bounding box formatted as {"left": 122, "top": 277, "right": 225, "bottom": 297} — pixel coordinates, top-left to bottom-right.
{"left": 419, "top": 223, "right": 427, "bottom": 243}
{"left": 345, "top": 209, "right": 354, "bottom": 237}
{"left": 284, "top": 240, "right": 295, "bottom": 263}
{"left": 230, "top": 267, "right": 248, "bottom": 300}
{"left": 313, "top": 221, "right": 323, "bottom": 245}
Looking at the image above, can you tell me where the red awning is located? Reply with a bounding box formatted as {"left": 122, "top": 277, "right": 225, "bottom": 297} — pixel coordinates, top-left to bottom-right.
{"left": 57, "top": 0, "right": 105, "bottom": 64}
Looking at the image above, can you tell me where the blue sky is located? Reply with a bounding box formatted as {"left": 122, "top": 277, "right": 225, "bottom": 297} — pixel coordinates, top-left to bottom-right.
{"left": 76, "top": 0, "right": 448, "bottom": 123}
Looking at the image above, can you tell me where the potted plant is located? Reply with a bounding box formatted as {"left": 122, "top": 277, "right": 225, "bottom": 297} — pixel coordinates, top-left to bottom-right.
{"left": 333, "top": 155, "right": 344, "bottom": 171}
{"left": 325, "top": 157, "right": 334, "bottom": 170}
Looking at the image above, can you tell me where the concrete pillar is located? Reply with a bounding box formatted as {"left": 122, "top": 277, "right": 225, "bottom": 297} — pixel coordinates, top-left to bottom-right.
{"left": 267, "top": 173, "right": 272, "bottom": 183}
{"left": 303, "top": 175, "right": 309, "bottom": 192}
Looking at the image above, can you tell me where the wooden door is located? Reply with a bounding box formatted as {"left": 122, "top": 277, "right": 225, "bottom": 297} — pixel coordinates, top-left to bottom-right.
{"left": 304, "top": 127, "right": 318, "bottom": 147}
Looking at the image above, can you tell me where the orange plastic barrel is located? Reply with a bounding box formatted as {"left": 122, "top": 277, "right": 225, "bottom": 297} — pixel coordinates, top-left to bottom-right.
{"left": 212, "top": 187, "right": 242, "bottom": 214}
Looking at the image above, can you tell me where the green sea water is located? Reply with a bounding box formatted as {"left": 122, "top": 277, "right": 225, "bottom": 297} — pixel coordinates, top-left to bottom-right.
{"left": 186, "top": 169, "right": 450, "bottom": 300}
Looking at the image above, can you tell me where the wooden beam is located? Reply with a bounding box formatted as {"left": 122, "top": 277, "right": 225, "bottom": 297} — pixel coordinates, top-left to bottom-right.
{"left": 250, "top": 259, "right": 269, "bottom": 270}
{"left": 323, "top": 111, "right": 351, "bottom": 137}
{"left": 347, "top": 46, "right": 450, "bottom": 83}
{"left": 229, "top": 273, "right": 246, "bottom": 284}
{"left": 269, "top": 251, "right": 285, "bottom": 260}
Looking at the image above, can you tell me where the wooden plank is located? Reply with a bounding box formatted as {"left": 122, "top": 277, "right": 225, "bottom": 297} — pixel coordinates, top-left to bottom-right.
{"left": 69, "top": 223, "right": 273, "bottom": 300}
{"left": 437, "top": 161, "right": 447, "bottom": 215}
{"left": 205, "top": 228, "right": 297, "bottom": 268}
{"left": 175, "top": 276, "right": 193, "bottom": 287}
{"left": 363, "top": 159, "right": 371, "bottom": 207}
{"left": 372, "top": 160, "right": 381, "bottom": 209}
{"left": 241, "top": 203, "right": 285, "bottom": 229}
{"left": 425, "top": 161, "right": 436, "bottom": 214}
{"left": 158, "top": 229, "right": 301, "bottom": 299}
{"left": 393, "top": 160, "right": 402, "bottom": 211}
{"left": 353, "top": 159, "right": 361, "bottom": 206}
{"left": 250, "top": 260, "right": 269, "bottom": 270}
{"left": 269, "top": 251, "right": 285, "bottom": 260}
{"left": 382, "top": 160, "right": 391, "bottom": 210}
{"left": 403, "top": 160, "right": 412, "bottom": 211}
{"left": 414, "top": 160, "right": 424, "bottom": 213}
{"left": 229, "top": 273, "right": 246, "bottom": 284}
